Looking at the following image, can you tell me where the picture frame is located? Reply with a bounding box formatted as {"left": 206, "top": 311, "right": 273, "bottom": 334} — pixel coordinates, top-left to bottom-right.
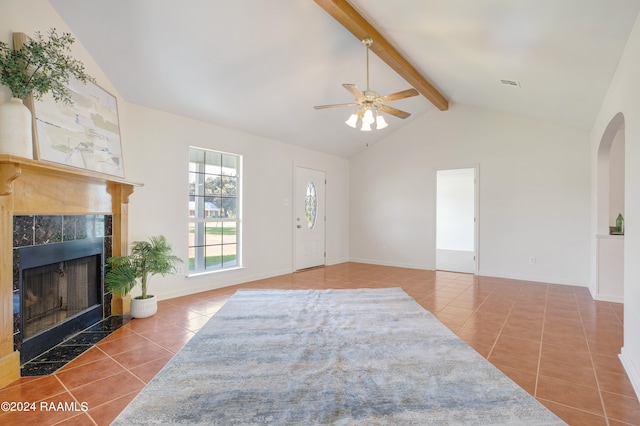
{"left": 30, "top": 78, "right": 125, "bottom": 178}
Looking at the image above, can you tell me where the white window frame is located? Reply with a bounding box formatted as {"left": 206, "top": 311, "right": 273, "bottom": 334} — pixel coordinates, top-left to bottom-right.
{"left": 188, "top": 147, "right": 242, "bottom": 274}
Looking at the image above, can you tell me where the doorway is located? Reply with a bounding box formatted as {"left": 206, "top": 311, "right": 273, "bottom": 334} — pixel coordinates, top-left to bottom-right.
{"left": 294, "top": 167, "right": 326, "bottom": 270}
{"left": 595, "top": 112, "right": 625, "bottom": 302}
{"left": 436, "top": 167, "right": 477, "bottom": 274}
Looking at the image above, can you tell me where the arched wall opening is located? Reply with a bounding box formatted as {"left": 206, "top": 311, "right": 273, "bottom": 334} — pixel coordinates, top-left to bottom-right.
{"left": 595, "top": 112, "right": 625, "bottom": 302}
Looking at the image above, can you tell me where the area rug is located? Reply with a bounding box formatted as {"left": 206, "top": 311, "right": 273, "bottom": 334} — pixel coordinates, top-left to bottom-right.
{"left": 112, "top": 288, "right": 565, "bottom": 425}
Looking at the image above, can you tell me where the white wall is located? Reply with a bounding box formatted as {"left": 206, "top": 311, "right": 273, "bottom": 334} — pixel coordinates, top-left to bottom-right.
{"left": 591, "top": 11, "right": 640, "bottom": 398}
{"left": 350, "top": 104, "right": 591, "bottom": 286}
{"left": 123, "top": 104, "right": 350, "bottom": 299}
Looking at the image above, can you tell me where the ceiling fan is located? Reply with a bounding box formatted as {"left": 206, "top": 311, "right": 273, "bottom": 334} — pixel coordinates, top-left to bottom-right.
{"left": 314, "top": 38, "right": 419, "bottom": 131}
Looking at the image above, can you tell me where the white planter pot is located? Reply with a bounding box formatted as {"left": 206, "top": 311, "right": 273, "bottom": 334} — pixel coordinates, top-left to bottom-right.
{"left": 131, "top": 295, "right": 158, "bottom": 318}
{"left": 0, "top": 97, "right": 33, "bottom": 159}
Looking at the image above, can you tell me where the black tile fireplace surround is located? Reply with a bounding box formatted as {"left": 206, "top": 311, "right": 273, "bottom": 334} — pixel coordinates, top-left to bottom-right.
{"left": 12, "top": 214, "right": 114, "bottom": 365}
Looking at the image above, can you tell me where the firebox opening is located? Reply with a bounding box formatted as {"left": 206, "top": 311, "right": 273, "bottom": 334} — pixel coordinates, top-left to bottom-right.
{"left": 18, "top": 238, "right": 104, "bottom": 364}
{"left": 23, "top": 255, "right": 100, "bottom": 339}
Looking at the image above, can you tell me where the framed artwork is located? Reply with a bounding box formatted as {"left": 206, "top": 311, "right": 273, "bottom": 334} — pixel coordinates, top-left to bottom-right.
{"left": 30, "top": 77, "right": 125, "bottom": 178}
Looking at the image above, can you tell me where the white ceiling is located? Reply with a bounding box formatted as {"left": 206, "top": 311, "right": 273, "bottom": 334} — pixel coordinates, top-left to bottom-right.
{"left": 49, "top": 0, "right": 640, "bottom": 158}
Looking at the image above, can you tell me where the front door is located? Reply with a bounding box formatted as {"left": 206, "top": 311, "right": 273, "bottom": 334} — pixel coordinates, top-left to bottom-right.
{"left": 295, "top": 167, "right": 326, "bottom": 270}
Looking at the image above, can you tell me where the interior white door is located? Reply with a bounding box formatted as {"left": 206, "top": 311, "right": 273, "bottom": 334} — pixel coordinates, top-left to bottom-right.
{"left": 436, "top": 168, "right": 477, "bottom": 274}
{"left": 295, "top": 167, "right": 326, "bottom": 270}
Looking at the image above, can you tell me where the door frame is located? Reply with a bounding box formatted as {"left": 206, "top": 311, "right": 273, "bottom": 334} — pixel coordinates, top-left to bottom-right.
{"left": 433, "top": 164, "right": 479, "bottom": 275}
{"left": 293, "top": 165, "right": 326, "bottom": 271}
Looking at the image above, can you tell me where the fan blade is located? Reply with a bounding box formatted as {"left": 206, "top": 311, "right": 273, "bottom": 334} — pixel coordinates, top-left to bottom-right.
{"left": 378, "top": 104, "right": 411, "bottom": 119}
{"left": 314, "top": 103, "right": 359, "bottom": 110}
{"left": 381, "top": 88, "right": 419, "bottom": 102}
{"left": 343, "top": 84, "right": 364, "bottom": 100}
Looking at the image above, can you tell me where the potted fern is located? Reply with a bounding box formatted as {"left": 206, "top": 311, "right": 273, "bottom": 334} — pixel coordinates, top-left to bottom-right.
{"left": 105, "top": 235, "right": 182, "bottom": 318}
{"left": 0, "top": 28, "right": 94, "bottom": 158}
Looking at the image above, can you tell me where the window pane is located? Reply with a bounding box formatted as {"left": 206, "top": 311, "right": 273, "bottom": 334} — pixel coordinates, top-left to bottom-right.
{"left": 223, "top": 222, "right": 237, "bottom": 244}
{"left": 189, "top": 148, "right": 204, "bottom": 164}
{"left": 223, "top": 176, "right": 237, "bottom": 196}
{"left": 200, "top": 197, "right": 216, "bottom": 218}
{"left": 221, "top": 154, "right": 238, "bottom": 176}
{"left": 204, "top": 151, "right": 222, "bottom": 175}
{"left": 210, "top": 176, "right": 223, "bottom": 196}
{"left": 188, "top": 221, "right": 195, "bottom": 245}
{"left": 205, "top": 245, "right": 222, "bottom": 269}
{"left": 191, "top": 196, "right": 204, "bottom": 218}
{"left": 223, "top": 244, "right": 237, "bottom": 267}
{"left": 206, "top": 221, "right": 223, "bottom": 242}
{"left": 188, "top": 172, "right": 199, "bottom": 197}
{"left": 215, "top": 197, "right": 236, "bottom": 218}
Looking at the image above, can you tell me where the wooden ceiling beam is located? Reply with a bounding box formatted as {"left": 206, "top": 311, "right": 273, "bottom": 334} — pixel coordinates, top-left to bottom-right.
{"left": 313, "top": 0, "right": 448, "bottom": 111}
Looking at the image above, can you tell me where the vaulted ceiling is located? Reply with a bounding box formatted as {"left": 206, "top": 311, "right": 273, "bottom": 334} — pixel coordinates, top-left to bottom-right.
{"left": 50, "top": 0, "right": 640, "bottom": 158}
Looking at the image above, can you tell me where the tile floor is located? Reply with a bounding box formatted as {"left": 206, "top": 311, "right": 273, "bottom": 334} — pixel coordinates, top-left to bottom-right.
{"left": 0, "top": 262, "right": 638, "bottom": 425}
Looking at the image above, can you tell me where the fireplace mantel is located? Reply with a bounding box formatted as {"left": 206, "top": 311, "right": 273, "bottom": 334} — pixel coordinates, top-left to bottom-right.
{"left": 0, "top": 155, "right": 141, "bottom": 387}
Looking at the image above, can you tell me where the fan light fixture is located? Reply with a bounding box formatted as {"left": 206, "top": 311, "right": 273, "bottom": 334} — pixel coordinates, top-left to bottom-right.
{"left": 347, "top": 40, "right": 384, "bottom": 131}
{"left": 345, "top": 113, "right": 358, "bottom": 128}
{"left": 376, "top": 112, "right": 388, "bottom": 129}
{"left": 314, "top": 38, "right": 419, "bottom": 131}
{"left": 346, "top": 106, "right": 386, "bottom": 131}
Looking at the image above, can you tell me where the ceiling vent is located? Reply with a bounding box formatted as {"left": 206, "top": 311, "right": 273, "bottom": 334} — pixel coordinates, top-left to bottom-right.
{"left": 500, "top": 79, "right": 521, "bottom": 88}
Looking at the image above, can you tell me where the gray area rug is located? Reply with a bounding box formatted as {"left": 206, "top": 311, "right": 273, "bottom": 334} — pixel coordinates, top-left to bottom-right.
{"left": 112, "top": 288, "right": 565, "bottom": 425}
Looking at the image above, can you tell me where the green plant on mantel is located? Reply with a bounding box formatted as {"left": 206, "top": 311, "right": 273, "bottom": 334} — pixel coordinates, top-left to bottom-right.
{"left": 105, "top": 235, "right": 183, "bottom": 300}
{"left": 0, "top": 28, "right": 94, "bottom": 104}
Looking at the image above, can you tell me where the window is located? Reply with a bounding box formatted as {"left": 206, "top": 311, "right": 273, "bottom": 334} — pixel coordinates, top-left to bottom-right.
{"left": 188, "top": 147, "right": 241, "bottom": 273}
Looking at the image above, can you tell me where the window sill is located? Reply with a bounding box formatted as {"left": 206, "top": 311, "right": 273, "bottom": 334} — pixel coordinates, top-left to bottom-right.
{"left": 186, "top": 266, "right": 244, "bottom": 278}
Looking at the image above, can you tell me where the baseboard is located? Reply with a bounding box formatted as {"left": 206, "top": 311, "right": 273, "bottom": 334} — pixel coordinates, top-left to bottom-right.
{"left": 348, "top": 257, "right": 434, "bottom": 271}
{"left": 477, "top": 269, "right": 589, "bottom": 288}
{"left": 157, "top": 261, "right": 349, "bottom": 301}
{"left": 325, "top": 257, "right": 349, "bottom": 266}
{"left": 346, "top": 262, "right": 593, "bottom": 288}
{"left": 593, "top": 294, "right": 624, "bottom": 303}
{"left": 589, "top": 284, "right": 623, "bottom": 303}
{"left": 158, "top": 267, "right": 293, "bottom": 300}
{"left": 619, "top": 347, "right": 640, "bottom": 401}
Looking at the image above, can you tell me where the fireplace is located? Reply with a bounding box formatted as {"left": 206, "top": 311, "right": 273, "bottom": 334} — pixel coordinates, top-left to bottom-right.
{"left": 0, "top": 155, "right": 136, "bottom": 387}
{"left": 17, "top": 238, "right": 104, "bottom": 363}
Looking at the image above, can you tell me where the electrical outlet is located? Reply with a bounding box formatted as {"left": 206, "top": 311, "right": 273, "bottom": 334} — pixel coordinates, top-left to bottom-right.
{"left": 529, "top": 257, "right": 536, "bottom": 265}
